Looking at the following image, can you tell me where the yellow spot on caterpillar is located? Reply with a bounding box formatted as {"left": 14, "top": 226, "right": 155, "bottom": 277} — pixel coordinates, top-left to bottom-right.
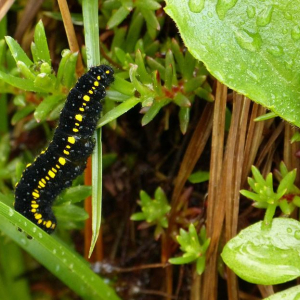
{"left": 34, "top": 213, "right": 42, "bottom": 220}
{"left": 106, "top": 70, "right": 110, "bottom": 74}
{"left": 83, "top": 95, "right": 90, "bottom": 101}
{"left": 32, "top": 192, "right": 39, "bottom": 198}
{"left": 32, "top": 200, "right": 37, "bottom": 204}
{"left": 43, "top": 220, "right": 46, "bottom": 225}
{"left": 48, "top": 170, "right": 55, "bottom": 178}
{"left": 42, "top": 178, "right": 46, "bottom": 184}
{"left": 26, "top": 163, "right": 32, "bottom": 167}
{"left": 73, "top": 128, "right": 79, "bottom": 132}
{"left": 37, "top": 219, "right": 43, "bottom": 224}
{"left": 56, "top": 164, "right": 60, "bottom": 169}
{"left": 46, "top": 221, "right": 52, "bottom": 228}
{"left": 88, "top": 90, "right": 93, "bottom": 94}
{"left": 63, "top": 150, "right": 70, "bottom": 155}
{"left": 31, "top": 209, "right": 37, "bottom": 213}
{"left": 75, "top": 114, "right": 82, "bottom": 122}
{"left": 75, "top": 123, "right": 79, "bottom": 126}
{"left": 94, "top": 81, "right": 99, "bottom": 86}
{"left": 59, "top": 157, "right": 66, "bottom": 165}
{"left": 97, "top": 75, "right": 101, "bottom": 80}
{"left": 66, "top": 145, "right": 71, "bottom": 149}
{"left": 79, "top": 107, "right": 84, "bottom": 112}
{"left": 51, "top": 224, "right": 56, "bottom": 229}
{"left": 31, "top": 204, "right": 39, "bottom": 208}
{"left": 15, "top": 182, "right": 18, "bottom": 187}
{"left": 52, "top": 168, "right": 57, "bottom": 173}
{"left": 83, "top": 103, "right": 87, "bottom": 106}
{"left": 41, "top": 150, "right": 45, "bottom": 154}
{"left": 92, "top": 86, "right": 96, "bottom": 90}
{"left": 38, "top": 185, "right": 41, "bottom": 189}
{"left": 34, "top": 189, "right": 39, "bottom": 193}
{"left": 45, "top": 176, "right": 50, "bottom": 180}
{"left": 68, "top": 136, "right": 75, "bottom": 144}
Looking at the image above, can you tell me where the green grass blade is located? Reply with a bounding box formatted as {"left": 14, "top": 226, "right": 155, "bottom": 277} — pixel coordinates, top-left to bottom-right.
{"left": 0, "top": 201, "right": 120, "bottom": 300}
{"left": 82, "top": 0, "right": 102, "bottom": 258}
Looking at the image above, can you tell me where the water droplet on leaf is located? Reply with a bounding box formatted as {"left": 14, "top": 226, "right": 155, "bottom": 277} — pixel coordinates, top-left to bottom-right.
{"left": 291, "top": 25, "right": 300, "bottom": 41}
{"left": 246, "top": 6, "right": 256, "bottom": 19}
{"left": 188, "top": 0, "right": 205, "bottom": 13}
{"left": 216, "top": 0, "right": 238, "bottom": 20}
{"left": 234, "top": 29, "right": 262, "bottom": 52}
{"left": 256, "top": 6, "right": 273, "bottom": 27}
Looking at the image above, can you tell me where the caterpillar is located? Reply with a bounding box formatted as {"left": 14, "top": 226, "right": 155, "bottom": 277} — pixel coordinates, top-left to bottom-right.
{"left": 14, "top": 65, "right": 114, "bottom": 234}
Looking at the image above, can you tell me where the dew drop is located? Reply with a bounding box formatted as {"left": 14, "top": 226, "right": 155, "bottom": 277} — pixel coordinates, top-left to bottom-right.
{"left": 188, "top": 0, "right": 205, "bottom": 13}
{"left": 216, "top": 0, "right": 238, "bottom": 20}
{"left": 285, "top": 59, "right": 294, "bottom": 70}
{"left": 267, "top": 45, "right": 284, "bottom": 57}
{"left": 8, "top": 208, "right": 14, "bottom": 217}
{"left": 284, "top": 11, "right": 292, "bottom": 20}
{"left": 287, "top": 227, "right": 292, "bottom": 233}
{"left": 247, "top": 70, "right": 259, "bottom": 82}
{"left": 256, "top": 6, "right": 273, "bottom": 27}
{"left": 55, "top": 264, "right": 60, "bottom": 272}
{"left": 38, "top": 232, "right": 42, "bottom": 238}
{"left": 53, "top": 249, "right": 57, "bottom": 255}
{"left": 291, "top": 25, "right": 300, "bottom": 41}
{"left": 234, "top": 29, "right": 262, "bottom": 52}
{"left": 208, "top": 11, "right": 213, "bottom": 18}
{"left": 294, "top": 230, "right": 300, "bottom": 240}
{"left": 246, "top": 5, "right": 255, "bottom": 19}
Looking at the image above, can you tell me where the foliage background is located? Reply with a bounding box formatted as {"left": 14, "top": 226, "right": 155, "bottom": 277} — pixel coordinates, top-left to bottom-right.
{"left": 0, "top": 1, "right": 299, "bottom": 300}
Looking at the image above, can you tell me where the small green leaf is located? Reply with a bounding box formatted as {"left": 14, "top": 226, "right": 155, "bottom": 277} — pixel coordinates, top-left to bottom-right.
{"left": 98, "top": 97, "right": 140, "bottom": 127}
{"left": 0, "top": 70, "right": 42, "bottom": 92}
{"left": 263, "top": 285, "right": 300, "bottom": 300}
{"left": 33, "top": 20, "right": 51, "bottom": 65}
{"left": 16, "top": 61, "right": 36, "bottom": 80}
{"left": 107, "top": 6, "right": 131, "bottom": 29}
{"left": 188, "top": 170, "right": 210, "bottom": 184}
{"left": 113, "top": 76, "right": 135, "bottom": 95}
{"left": 34, "top": 95, "right": 65, "bottom": 122}
{"left": 221, "top": 218, "right": 300, "bottom": 285}
{"left": 5, "top": 36, "right": 33, "bottom": 67}
{"left": 53, "top": 204, "right": 89, "bottom": 221}
{"left": 179, "top": 107, "right": 190, "bottom": 134}
{"left": 11, "top": 106, "right": 35, "bottom": 125}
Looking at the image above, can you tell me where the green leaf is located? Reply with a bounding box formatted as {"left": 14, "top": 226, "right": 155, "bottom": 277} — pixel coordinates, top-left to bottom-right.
{"left": 221, "top": 218, "right": 300, "bottom": 285}
{"left": 98, "top": 97, "right": 140, "bottom": 127}
{"left": 57, "top": 185, "right": 92, "bottom": 205}
{"left": 164, "top": 0, "right": 300, "bottom": 127}
{"left": 33, "top": 20, "right": 51, "bottom": 65}
{"left": 188, "top": 170, "right": 210, "bottom": 184}
{"left": 107, "top": 6, "right": 131, "bottom": 29}
{"left": 34, "top": 95, "right": 65, "bottom": 122}
{"left": 0, "top": 201, "right": 120, "bottom": 300}
{"left": 0, "top": 70, "right": 42, "bottom": 92}
{"left": 11, "top": 106, "right": 35, "bottom": 125}
{"left": 53, "top": 204, "right": 89, "bottom": 221}
{"left": 263, "top": 285, "right": 300, "bottom": 300}
{"left": 5, "top": 36, "right": 33, "bottom": 67}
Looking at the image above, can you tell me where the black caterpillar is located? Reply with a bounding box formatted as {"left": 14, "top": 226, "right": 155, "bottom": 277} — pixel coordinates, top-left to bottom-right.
{"left": 14, "top": 65, "right": 114, "bottom": 234}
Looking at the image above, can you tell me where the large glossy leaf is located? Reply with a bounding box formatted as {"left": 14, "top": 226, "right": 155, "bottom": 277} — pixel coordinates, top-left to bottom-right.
{"left": 221, "top": 218, "right": 300, "bottom": 285}
{"left": 164, "top": 0, "right": 300, "bottom": 126}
